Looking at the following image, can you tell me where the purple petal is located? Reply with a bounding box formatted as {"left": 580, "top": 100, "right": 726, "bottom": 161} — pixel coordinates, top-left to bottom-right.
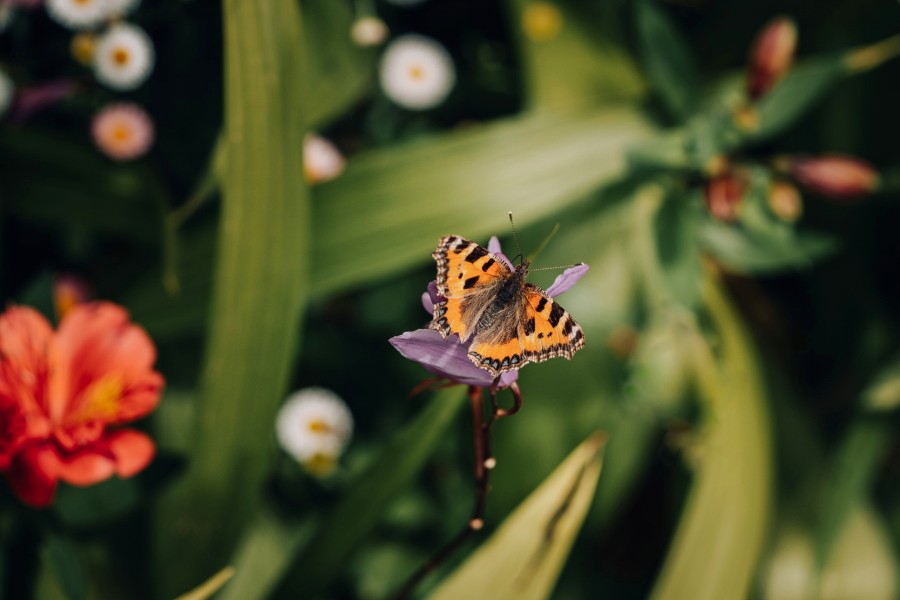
{"left": 488, "top": 236, "right": 514, "bottom": 269}
{"left": 11, "top": 79, "right": 78, "bottom": 124}
{"left": 390, "top": 329, "right": 518, "bottom": 388}
{"left": 422, "top": 281, "right": 444, "bottom": 315}
{"left": 545, "top": 263, "right": 589, "bottom": 298}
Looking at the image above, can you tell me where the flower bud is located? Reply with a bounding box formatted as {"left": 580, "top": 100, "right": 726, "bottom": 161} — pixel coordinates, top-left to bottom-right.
{"left": 350, "top": 16, "right": 389, "bottom": 47}
{"left": 53, "top": 274, "right": 91, "bottom": 319}
{"left": 70, "top": 32, "right": 97, "bottom": 66}
{"left": 522, "top": 2, "right": 563, "bottom": 43}
{"left": 789, "top": 154, "right": 879, "bottom": 200}
{"left": 767, "top": 180, "right": 803, "bottom": 221}
{"left": 705, "top": 172, "right": 746, "bottom": 222}
{"left": 746, "top": 16, "right": 797, "bottom": 100}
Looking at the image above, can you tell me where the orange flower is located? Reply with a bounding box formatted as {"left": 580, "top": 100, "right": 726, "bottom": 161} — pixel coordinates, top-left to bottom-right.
{"left": 0, "top": 303, "right": 163, "bottom": 507}
{"left": 746, "top": 16, "right": 798, "bottom": 100}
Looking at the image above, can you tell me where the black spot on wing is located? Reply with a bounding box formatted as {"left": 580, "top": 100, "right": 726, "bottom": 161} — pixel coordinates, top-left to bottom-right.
{"left": 481, "top": 258, "right": 495, "bottom": 272}
{"left": 463, "top": 276, "right": 480, "bottom": 289}
{"left": 524, "top": 317, "right": 535, "bottom": 336}
{"left": 465, "top": 245, "right": 488, "bottom": 263}
{"left": 535, "top": 297, "right": 548, "bottom": 313}
{"left": 548, "top": 302, "right": 565, "bottom": 327}
{"left": 562, "top": 319, "right": 573, "bottom": 336}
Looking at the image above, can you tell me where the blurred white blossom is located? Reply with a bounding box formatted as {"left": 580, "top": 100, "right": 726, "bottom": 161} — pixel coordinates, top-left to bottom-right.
{"left": 276, "top": 388, "right": 353, "bottom": 477}
{"left": 379, "top": 34, "right": 455, "bottom": 110}
{"left": 93, "top": 22, "right": 154, "bottom": 90}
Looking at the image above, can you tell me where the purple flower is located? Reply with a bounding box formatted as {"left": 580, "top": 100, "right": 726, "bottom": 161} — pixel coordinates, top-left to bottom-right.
{"left": 390, "top": 236, "right": 589, "bottom": 388}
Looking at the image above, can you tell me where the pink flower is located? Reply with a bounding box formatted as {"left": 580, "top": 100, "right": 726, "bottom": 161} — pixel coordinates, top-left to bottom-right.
{"left": 746, "top": 16, "right": 798, "bottom": 100}
{"left": 91, "top": 102, "right": 155, "bottom": 161}
{"left": 788, "top": 154, "right": 879, "bottom": 201}
{"left": 0, "top": 303, "right": 163, "bottom": 507}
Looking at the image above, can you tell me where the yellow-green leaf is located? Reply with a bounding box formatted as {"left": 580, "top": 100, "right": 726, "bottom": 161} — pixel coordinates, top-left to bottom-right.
{"left": 649, "top": 273, "right": 772, "bottom": 600}
{"left": 430, "top": 433, "right": 607, "bottom": 600}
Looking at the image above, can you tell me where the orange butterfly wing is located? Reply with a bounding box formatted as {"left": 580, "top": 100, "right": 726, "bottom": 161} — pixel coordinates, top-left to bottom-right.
{"left": 430, "top": 235, "right": 512, "bottom": 342}
{"left": 468, "top": 284, "right": 585, "bottom": 376}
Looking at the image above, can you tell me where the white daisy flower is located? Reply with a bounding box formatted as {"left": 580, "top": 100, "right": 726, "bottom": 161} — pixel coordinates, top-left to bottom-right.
{"left": 91, "top": 102, "right": 155, "bottom": 161}
{"left": 93, "top": 22, "right": 154, "bottom": 90}
{"left": 0, "top": 68, "right": 14, "bottom": 117}
{"left": 350, "top": 16, "right": 389, "bottom": 47}
{"left": 103, "top": 0, "right": 140, "bottom": 18}
{"left": 379, "top": 34, "right": 455, "bottom": 110}
{"left": 303, "top": 133, "right": 345, "bottom": 184}
{"left": 45, "top": 0, "right": 109, "bottom": 30}
{"left": 276, "top": 387, "right": 353, "bottom": 477}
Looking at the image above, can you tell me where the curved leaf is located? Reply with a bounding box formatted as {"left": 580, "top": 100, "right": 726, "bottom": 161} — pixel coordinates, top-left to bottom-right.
{"left": 430, "top": 433, "right": 606, "bottom": 600}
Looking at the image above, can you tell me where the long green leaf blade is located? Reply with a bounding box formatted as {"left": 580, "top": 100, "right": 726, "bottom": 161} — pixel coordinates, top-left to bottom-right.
{"left": 155, "top": 0, "right": 311, "bottom": 594}
{"left": 650, "top": 274, "right": 772, "bottom": 599}
{"left": 311, "top": 107, "right": 653, "bottom": 297}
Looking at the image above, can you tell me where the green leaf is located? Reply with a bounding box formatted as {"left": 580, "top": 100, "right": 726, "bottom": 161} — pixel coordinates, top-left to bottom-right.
{"left": 217, "top": 507, "right": 313, "bottom": 600}
{"left": 634, "top": 0, "right": 701, "bottom": 122}
{"left": 154, "top": 0, "right": 312, "bottom": 595}
{"left": 746, "top": 54, "right": 845, "bottom": 143}
{"left": 54, "top": 478, "right": 142, "bottom": 528}
{"left": 302, "top": 0, "right": 375, "bottom": 128}
{"left": 701, "top": 222, "right": 838, "bottom": 274}
{"left": 174, "top": 567, "right": 236, "bottom": 600}
{"left": 652, "top": 189, "right": 702, "bottom": 308}
{"left": 273, "top": 387, "right": 468, "bottom": 599}
{"left": 310, "top": 106, "right": 654, "bottom": 298}
{"left": 650, "top": 274, "right": 772, "bottom": 600}
{"left": 762, "top": 506, "right": 898, "bottom": 600}
{"left": 504, "top": 0, "right": 645, "bottom": 110}
{"left": 813, "top": 416, "right": 892, "bottom": 570}
{"left": 862, "top": 353, "right": 900, "bottom": 412}
{"left": 429, "top": 433, "right": 606, "bottom": 600}
{"left": 43, "top": 536, "right": 87, "bottom": 600}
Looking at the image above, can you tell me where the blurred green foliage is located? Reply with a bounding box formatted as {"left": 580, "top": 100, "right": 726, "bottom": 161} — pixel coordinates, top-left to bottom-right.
{"left": 1, "top": 0, "right": 900, "bottom": 599}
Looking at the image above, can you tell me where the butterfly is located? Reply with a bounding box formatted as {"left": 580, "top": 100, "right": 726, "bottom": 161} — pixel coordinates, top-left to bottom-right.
{"left": 429, "top": 235, "right": 585, "bottom": 376}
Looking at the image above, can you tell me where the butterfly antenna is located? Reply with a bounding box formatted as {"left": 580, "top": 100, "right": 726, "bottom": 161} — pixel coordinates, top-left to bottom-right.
{"left": 508, "top": 212, "right": 525, "bottom": 264}
{"left": 527, "top": 222, "right": 560, "bottom": 263}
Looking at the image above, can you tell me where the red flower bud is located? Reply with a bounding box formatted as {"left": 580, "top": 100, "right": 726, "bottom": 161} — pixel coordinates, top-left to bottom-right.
{"left": 789, "top": 154, "right": 879, "bottom": 200}
{"left": 706, "top": 172, "right": 746, "bottom": 222}
{"left": 746, "top": 16, "right": 798, "bottom": 100}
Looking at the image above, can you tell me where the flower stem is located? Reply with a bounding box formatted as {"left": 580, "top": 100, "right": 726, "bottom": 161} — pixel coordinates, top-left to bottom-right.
{"left": 392, "top": 382, "right": 521, "bottom": 598}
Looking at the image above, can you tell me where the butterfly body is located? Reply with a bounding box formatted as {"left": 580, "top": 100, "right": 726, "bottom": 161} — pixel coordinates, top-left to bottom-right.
{"left": 430, "top": 235, "right": 585, "bottom": 377}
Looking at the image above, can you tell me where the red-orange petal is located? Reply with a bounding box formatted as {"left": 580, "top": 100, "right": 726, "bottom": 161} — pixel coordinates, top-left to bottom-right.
{"left": 0, "top": 306, "right": 54, "bottom": 422}
{"left": 53, "top": 302, "right": 163, "bottom": 425}
{"left": 7, "top": 443, "right": 60, "bottom": 508}
{"left": 56, "top": 449, "right": 116, "bottom": 486}
{"left": 106, "top": 429, "right": 155, "bottom": 477}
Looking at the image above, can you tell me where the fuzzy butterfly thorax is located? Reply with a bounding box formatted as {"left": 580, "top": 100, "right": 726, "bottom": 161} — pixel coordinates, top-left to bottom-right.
{"left": 429, "top": 235, "right": 584, "bottom": 376}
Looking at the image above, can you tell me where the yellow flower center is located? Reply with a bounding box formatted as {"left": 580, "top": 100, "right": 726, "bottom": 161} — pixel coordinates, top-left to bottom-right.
{"left": 113, "top": 48, "right": 130, "bottom": 66}
{"left": 307, "top": 419, "right": 331, "bottom": 434}
{"left": 112, "top": 124, "right": 133, "bottom": 143}
{"left": 408, "top": 64, "right": 426, "bottom": 81}
{"left": 68, "top": 375, "right": 122, "bottom": 424}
